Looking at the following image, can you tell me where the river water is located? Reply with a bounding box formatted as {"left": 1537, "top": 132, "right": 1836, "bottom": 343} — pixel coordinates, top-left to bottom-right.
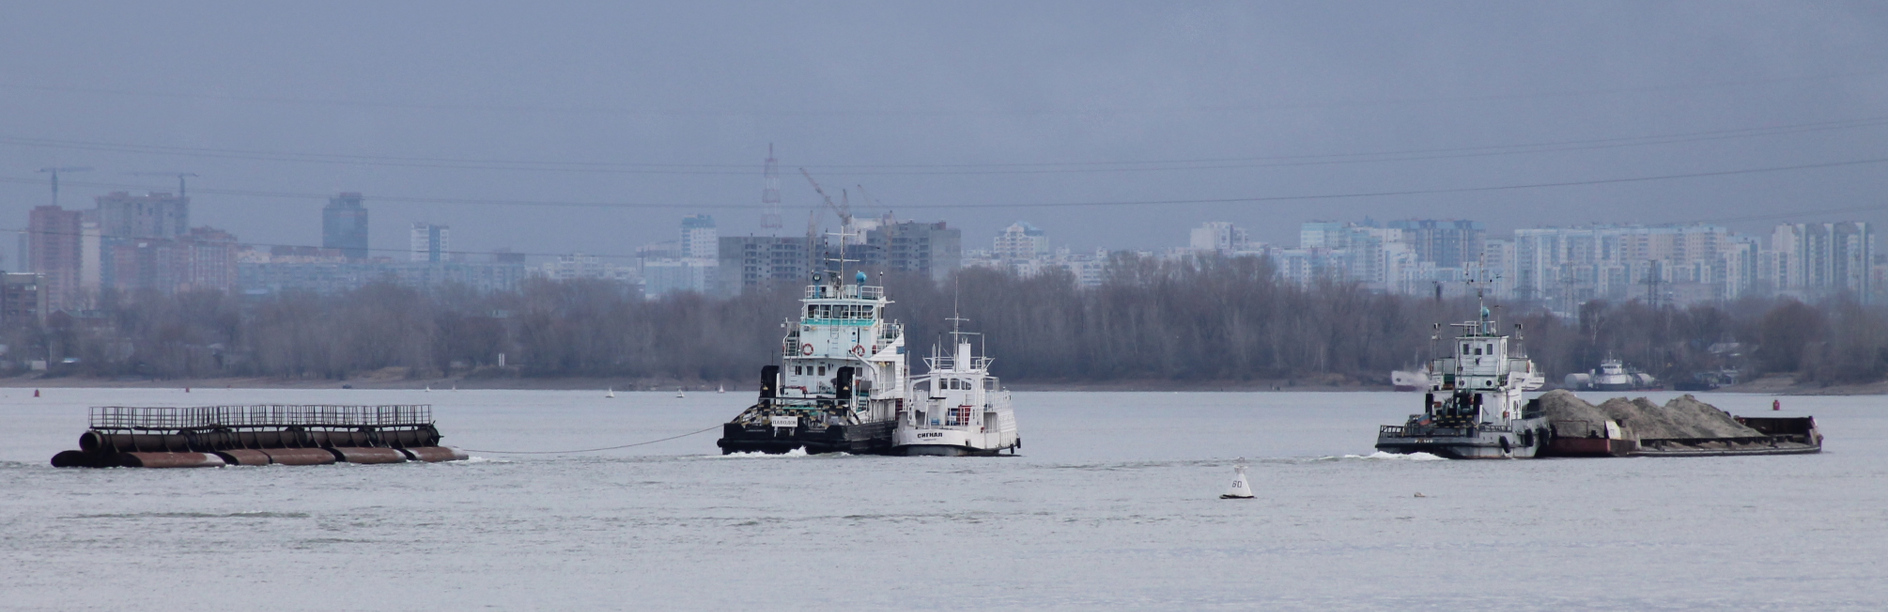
{"left": 1, "top": 388, "right": 1882, "bottom": 610}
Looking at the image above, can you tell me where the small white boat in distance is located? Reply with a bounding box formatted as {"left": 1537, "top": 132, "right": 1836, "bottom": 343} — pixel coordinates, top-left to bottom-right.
{"left": 1221, "top": 460, "right": 1254, "bottom": 499}
{"left": 1391, "top": 370, "right": 1426, "bottom": 392}
{"left": 718, "top": 384, "right": 725, "bottom": 394}
{"left": 676, "top": 387, "right": 686, "bottom": 398}
{"left": 606, "top": 387, "right": 616, "bottom": 398}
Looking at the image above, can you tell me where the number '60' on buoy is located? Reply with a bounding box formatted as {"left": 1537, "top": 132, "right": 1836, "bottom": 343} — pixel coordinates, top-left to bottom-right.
{"left": 1221, "top": 459, "right": 1254, "bottom": 499}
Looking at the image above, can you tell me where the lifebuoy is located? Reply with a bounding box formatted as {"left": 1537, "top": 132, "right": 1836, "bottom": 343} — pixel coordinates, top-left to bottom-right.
{"left": 850, "top": 345, "right": 866, "bottom": 356}
{"left": 800, "top": 343, "right": 814, "bottom": 355}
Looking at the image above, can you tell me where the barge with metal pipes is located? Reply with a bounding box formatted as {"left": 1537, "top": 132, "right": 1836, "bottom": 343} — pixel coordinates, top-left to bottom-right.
{"left": 51, "top": 404, "right": 468, "bottom": 468}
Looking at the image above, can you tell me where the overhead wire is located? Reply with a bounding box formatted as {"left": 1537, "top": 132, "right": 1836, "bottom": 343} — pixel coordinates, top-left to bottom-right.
{"left": 3, "top": 114, "right": 1888, "bottom": 176}
{"left": 2, "top": 154, "right": 1885, "bottom": 213}
{"left": 2, "top": 67, "right": 1883, "bottom": 117}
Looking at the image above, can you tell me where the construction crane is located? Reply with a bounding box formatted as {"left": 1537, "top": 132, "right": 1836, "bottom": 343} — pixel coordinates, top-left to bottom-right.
{"left": 35, "top": 166, "right": 92, "bottom": 207}
{"left": 128, "top": 172, "right": 198, "bottom": 197}
{"left": 854, "top": 184, "right": 894, "bottom": 224}
{"left": 799, "top": 168, "right": 852, "bottom": 237}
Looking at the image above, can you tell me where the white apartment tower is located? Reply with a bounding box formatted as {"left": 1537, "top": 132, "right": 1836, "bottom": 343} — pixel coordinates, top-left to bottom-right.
{"left": 410, "top": 223, "right": 450, "bottom": 263}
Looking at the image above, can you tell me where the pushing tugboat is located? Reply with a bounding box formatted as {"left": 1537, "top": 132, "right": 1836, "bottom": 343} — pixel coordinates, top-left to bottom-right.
{"left": 1375, "top": 289, "right": 1549, "bottom": 459}
{"left": 892, "top": 313, "right": 1019, "bottom": 456}
{"left": 717, "top": 269, "right": 908, "bottom": 454}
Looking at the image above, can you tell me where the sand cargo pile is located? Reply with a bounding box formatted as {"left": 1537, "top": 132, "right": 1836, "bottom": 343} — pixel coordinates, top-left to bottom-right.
{"left": 51, "top": 404, "right": 468, "bottom": 468}
{"left": 1535, "top": 391, "right": 1821, "bottom": 457}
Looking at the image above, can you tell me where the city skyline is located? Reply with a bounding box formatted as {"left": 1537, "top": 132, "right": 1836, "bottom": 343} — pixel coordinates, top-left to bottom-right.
{"left": 3, "top": 3, "right": 1887, "bottom": 258}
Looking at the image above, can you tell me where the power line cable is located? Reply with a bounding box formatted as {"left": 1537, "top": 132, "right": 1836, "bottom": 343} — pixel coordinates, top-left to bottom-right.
{"left": 4, "top": 115, "right": 1887, "bottom": 176}
{"left": 4, "top": 154, "right": 1884, "bottom": 212}
{"left": 3, "top": 68, "right": 1883, "bottom": 117}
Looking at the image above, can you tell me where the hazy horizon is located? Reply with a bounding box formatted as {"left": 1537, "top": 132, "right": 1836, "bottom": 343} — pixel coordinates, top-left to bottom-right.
{"left": 4, "top": 1, "right": 1886, "bottom": 261}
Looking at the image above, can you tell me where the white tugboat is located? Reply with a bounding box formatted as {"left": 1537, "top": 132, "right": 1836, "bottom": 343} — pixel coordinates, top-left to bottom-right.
{"left": 892, "top": 314, "right": 1019, "bottom": 456}
{"left": 717, "top": 269, "right": 908, "bottom": 454}
{"left": 1564, "top": 356, "right": 1658, "bottom": 391}
{"left": 1375, "top": 290, "right": 1549, "bottom": 459}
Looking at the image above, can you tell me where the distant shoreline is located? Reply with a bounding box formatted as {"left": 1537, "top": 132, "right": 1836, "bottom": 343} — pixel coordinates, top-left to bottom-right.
{"left": 2, "top": 374, "right": 1880, "bottom": 395}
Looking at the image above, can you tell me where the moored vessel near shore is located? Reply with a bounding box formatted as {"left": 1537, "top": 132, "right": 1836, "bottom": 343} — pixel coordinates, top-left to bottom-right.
{"left": 717, "top": 270, "right": 908, "bottom": 455}
{"left": 1390, "top": 369, "right": 1426, "bottom": 391}
{"left": 1563, "top": 357, "right": 1658, "bottom": 391}
{"left": 1375, "top": 293, "right": 1549, "bottom": 459}
{"left": 892, "top": 314, "right": 1019, "bottom": 456}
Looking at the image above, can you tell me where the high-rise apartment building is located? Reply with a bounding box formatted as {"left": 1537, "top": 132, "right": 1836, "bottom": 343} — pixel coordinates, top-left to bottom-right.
{"left": 0, "top": 272, "right": 47, "bottom": 327}
{"left": 1190, "top": 222, "right": 1253, "bottom": 253}
{"left": 1386, "top": 219, "right": 1486, "bottom": 269}
{"left": 680, "top": 215, "right": 717, "bottom": 260}
{"left": 95, "top": 191, "right": 188, "bottom": 239}
{"left": 1764, "top": 222, "right": 1872, "bottom": 300}
{"left": 993, "top": 222, "right": 1048, "bottom": 262}
{"left": 860, "top": 221, "right": 962, "bottom": 281}
{"left": 322, "top": 192, "right": 370, "bottom": 260}
{"left": 25, "top": 205, "right": 85, "bottom": 310}
{"left": 410, "top": 223, "right": 450, "bottom": 263}
{"left": 716, "top": 236, "right": 813, "bottom": 295}
{"left": 107, "top": 227, "right": 240, "bottom": 294}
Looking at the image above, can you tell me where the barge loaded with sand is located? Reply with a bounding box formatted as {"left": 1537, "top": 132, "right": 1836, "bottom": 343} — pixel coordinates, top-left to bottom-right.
{"left": 1533, "top": 390, "right": 1821, "bottom": 457}
{"left": 51, "top": 404, "right": 468, "bottom": 468}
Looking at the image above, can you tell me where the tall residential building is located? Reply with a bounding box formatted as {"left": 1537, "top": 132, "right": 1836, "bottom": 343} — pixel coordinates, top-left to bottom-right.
{"left": 1190, "top": 221, "right": 1253, "bottom": 253}
{"left": 993, "top": 222, "right": 1048, "bottom": 262}
{"left": 96, "top": 191, "right": 188, "bottom": 239}
{"left": 1765, "top": 222, "right": 1872, "bottom": 300}
{"left": 0, "top": 272, "right": 47, "bottom": 327}
{"left": 539, "top": 253, "right": 635, "bottom": 282}
{"left": 680, "top": 214, "right": 718, "bottom": 259}
{"left": 1299, "top": 221, "right": 1348, "bottom": 250}
{"left": 1386, "top": 219, "right": 1486, "bottom": 269}
{"left": 717, "top": 235, "right": 813, "bottom": 295}
{"left": 322, "top": 192, "right": 370, "bottom": 260}
{"left": 107, "top": 227, "right": 240, "bottom": 294}
{"left": 26, "top": 205, "right": 84, "bottom": 310}
{"left": 410, "top": 223, "right": 450, "bottom": 263}
{"left": 1513, "top": 224, "right": 1744, "bottom": 311}
{"left": 859, "top": 220, "right": 962, "bottom": 281}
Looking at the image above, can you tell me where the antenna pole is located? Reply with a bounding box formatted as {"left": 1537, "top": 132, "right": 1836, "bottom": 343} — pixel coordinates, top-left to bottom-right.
{"left": 761, "top": 144, "right": 782, "bottom": 231}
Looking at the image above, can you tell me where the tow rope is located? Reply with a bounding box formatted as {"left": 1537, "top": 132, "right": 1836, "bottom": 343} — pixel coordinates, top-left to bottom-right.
{"left": 463, "top": 424, "right": 721, "bottom": 454}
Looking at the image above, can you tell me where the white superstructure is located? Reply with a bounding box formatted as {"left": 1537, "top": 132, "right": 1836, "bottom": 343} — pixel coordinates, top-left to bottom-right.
{"left": 893, "top": 316, "right": 1019, "bottom": 456}
{"left": 718, "top": 269, "right": 909, "bottom": 454}
{"left": 1376, "top": 289, "right": 1551, "bottom": 459}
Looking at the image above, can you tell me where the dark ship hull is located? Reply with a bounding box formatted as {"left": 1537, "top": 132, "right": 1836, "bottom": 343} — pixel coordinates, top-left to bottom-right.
{"left": 717, "top": 416, "right": 894, "bottom": 455}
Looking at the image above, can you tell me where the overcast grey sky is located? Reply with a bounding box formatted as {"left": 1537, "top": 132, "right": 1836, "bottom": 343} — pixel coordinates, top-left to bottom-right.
{"left": 2, "top": 1, "right": 1885, "bottom": 260}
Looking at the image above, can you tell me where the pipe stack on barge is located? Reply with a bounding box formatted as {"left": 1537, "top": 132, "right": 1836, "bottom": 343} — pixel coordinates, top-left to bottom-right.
{"left": 51, "top": 404, "right": 468, "bottom": 468}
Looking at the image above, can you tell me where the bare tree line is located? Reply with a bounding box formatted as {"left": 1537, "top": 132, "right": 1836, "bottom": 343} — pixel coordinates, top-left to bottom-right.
{"left": 9, "top": 253, "right": 1886, "bottom": 386}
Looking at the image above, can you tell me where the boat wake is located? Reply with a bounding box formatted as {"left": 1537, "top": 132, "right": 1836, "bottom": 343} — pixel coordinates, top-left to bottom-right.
{"left": 710, "top": 448, "right": 819, "bottom": 459}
